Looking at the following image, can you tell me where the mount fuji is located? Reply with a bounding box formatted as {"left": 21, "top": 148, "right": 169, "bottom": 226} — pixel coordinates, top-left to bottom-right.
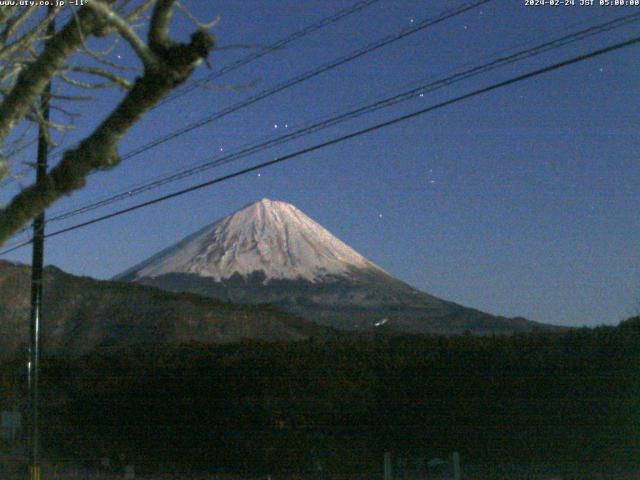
{"left": 116, "top": 199, "right": 549, "bottom": 334}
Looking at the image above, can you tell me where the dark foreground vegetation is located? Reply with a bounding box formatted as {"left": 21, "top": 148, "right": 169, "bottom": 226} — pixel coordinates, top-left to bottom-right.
{"left": 1, "top": 318, "right": 639, "bottom": 476}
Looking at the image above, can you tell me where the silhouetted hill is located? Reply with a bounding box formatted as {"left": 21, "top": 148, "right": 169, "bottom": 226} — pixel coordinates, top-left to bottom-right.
{"left": 0, "top": 260, "right": 336, "bottom": 359}
{"left": 1, "top": 321, "right": 637, "bottom": 475}
{"left": 117, "top": 199, "right": 558, "bottom": 335}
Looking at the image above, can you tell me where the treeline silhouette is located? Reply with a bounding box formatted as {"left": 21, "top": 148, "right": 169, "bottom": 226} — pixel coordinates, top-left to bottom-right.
{"left": 2, "top": 318, "right": 639, "bottom": 474}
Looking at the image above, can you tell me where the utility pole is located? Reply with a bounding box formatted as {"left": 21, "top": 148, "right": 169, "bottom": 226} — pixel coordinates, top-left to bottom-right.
{"left": 383, "top": 452, "right": 392, "bottom": 480}
{"left": 28, "top": 6, "right": 55, "bottom": 480}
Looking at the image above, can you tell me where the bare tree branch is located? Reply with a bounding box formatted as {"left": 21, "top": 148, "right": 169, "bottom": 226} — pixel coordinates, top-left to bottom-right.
{"left": 0, "top": 2, "right": 215, "bottom": 244}
{"left": 66, "top": 66, "right": 133, "bottom": 89}
{"left": 0, "top": 7, "right": 59, "bottom": 64}
{"left": 0, "top": 5, "right": 104, "bottom": 145}
{"left": 1, "top": 6, "right": 38, "bottom": 44}
{"left": 126, "top": 0, "right": 157, "bottom": 22}
{"left": 176, "top": 1, "right": 220, "bottom": 30}
{"left": 149, "top": 0, "right": 176, "bottom": 48}
{"left": 86, "top": 0, "right": 156, "bottom": 68}
{"left": 0, "top": 159, "right": 7, "bottom": 182}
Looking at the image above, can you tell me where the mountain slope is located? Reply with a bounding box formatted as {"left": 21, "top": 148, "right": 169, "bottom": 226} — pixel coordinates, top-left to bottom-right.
{"left": 117, "top": 199, "right": 553, "bottom": 334}
{"left": 0, "top": 260, "right": 334, "bottom": 360}
{"left": 117, "top": 198, "right": 387, "bottom": 283}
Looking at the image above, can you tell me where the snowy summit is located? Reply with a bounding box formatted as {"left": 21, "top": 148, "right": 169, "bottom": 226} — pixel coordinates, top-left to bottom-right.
{"left": 117, "top": 198, "right": 386, "bottom": 283}
{"left": 116, "top": 198, "right": 549, "bottom": 335}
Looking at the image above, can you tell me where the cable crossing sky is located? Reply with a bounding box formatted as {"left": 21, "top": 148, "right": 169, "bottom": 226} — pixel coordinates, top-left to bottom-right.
{"left": 2, "top": 30, "right": 638, "bottom": 256}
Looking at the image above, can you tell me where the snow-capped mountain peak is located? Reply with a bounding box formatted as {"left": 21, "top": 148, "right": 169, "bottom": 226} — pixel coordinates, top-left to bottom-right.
{"left": 115, "top": 199, "right": 547, "bottom": 335}
{"left": 117, "top": 199, "right": 386, "bottom": 283}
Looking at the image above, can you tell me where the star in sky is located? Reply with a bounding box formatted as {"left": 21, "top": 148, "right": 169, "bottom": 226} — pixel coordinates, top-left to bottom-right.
{"left": 16, "top": 0, "right": 636, "bottom": 329}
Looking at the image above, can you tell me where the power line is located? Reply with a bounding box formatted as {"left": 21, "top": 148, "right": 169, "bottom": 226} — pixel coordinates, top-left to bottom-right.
{"left": 2, "top": 0, "right": 490, "bottom": 245}
{"left": 38, "top": 11, "right": 640, "bottom": 226}
{"left": 0, "top": 7, "right": 110, "bottom": 189}
{"left": 0, "top": 237, "right": 32, "bottom": 255}
{"left": 0, "top": 0, "right": 382, "bottom": 189}
{"left": 3, "top": 33, "right": 633, "bottom": 252}
{"left": 4, "top": 0, "right": 490, "bottom": 210}
{"left": 98, "top": 0, "right": 492, "bottom": 166}
{"left": 42, "top": 7, "right": 627, "bottom": 219}
{"left": 157, "top": 0, "right": 383, "bottom": 108}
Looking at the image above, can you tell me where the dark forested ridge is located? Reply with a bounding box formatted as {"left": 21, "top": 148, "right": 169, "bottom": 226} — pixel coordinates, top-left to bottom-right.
{"left": 0, "top": 260, "right": 551, "bottom": 362}
{"left": 0, "top": 260, "right": 336, "bottom": 360}
{"left": 115, "top": 198, "right": 556, "bottom": 336}
{"left": 133, "top": 270, "right": 553, "bottom": 335}
{"left": 2, "top": 318, "right": 638, "bottom": 475}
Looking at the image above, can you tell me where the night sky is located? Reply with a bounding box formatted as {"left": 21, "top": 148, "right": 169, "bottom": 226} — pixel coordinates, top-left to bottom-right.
{"left": 1, "top": 0, "right": 639, "bottom": 327}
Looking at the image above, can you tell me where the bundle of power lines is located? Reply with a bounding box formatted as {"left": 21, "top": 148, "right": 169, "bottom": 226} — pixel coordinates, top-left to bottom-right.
{"left": 2, "top": 0, "right": 640, "bottom": 255}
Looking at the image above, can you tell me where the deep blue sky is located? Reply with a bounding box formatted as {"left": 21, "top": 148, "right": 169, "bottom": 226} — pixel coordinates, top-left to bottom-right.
{"left": 2, "top": 0, "right": 639, "bottom": 327}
